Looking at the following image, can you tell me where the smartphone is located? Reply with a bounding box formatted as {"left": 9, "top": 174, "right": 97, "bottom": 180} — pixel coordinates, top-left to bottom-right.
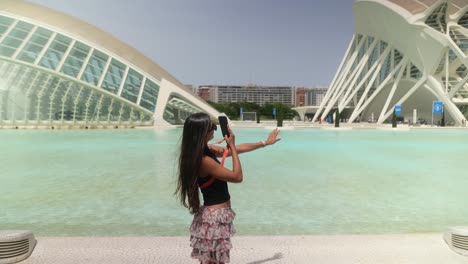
{"left": 218, "top": 116, "right": 230, "bottom": 138}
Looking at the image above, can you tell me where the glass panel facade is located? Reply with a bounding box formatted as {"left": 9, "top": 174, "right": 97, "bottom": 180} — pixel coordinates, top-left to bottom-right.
{"left": 456, "top": 64, "right": 467, "bottom": 79}
{"left": 0, "top": 21, "right": 33, "bottom": 57}
{"left": 81, "top": 49, "right": 108, "bottom": 86}
{"left": 60, "top": 41, "right": 90, "bottom": 77}
{"left": 425, "top": 3, "right": 447, "bottom": 33}
{"left": 17, "top": 27, "right": 53, "bottom": 63}
{"left": 410, "top": 64, "right": 422, "bottom": 79}
{"left": 0, "top": 60, "right": 154, "bottom": 127}
{"left": 0, "top": 16, "right": 14, "bottom": 38}
{"left": 140, "top": 79, "right": 159, "bottom": 112}
{"left": 38, "top": 34, "right": 72, "bottom": 70}
{"left": 121, "top": 68, "right": 142, "bottom": 103}
{"left": 379, "top": 52, "right": 392, "bottom": 82}
{"left": 459, "top": 11, "right": 468, "bottom": 29}
{"left": 101, "top": 59, "right": 125, "bottom": 94}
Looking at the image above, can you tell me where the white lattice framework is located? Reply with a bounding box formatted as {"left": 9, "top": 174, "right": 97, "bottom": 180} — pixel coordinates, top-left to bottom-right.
{"left": 313, "top": 0, "right": 468, "bottom": 125}
{"left": 0, "top": 0, "right": 219, "bottom": 127}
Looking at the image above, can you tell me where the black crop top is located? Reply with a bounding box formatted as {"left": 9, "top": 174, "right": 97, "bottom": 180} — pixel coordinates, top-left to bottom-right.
{"left": 198, "top": 147, "right": 231, "bottom": 206}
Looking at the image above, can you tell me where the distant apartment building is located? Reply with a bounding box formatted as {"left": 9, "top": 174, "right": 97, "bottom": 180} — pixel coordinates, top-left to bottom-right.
{"left": 185, "top": 85, "right": 197, "bottom": 94}
{"left": 197, "top": 86, "right": 218, "bottom": 102}
{"left": 195, "top": 85, "right": 327, "bottom": 106}
{"left": 306, "top": 87, "right": 328, "bottom": 106}
{"left": 197, "top": 85, "right": 295, "bottom": 106}
{"left": 295, "top": 88, "right": 306, "bottom": 107}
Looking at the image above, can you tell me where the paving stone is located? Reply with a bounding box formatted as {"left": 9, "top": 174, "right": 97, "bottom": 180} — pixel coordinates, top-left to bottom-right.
{"left": 20, "top": 234, "right": 467, "bottom": 264}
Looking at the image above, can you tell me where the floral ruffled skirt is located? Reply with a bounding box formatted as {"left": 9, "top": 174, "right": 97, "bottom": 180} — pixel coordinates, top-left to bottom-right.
{"left": 190, "top": 206, "right": 236, "bottom": 263}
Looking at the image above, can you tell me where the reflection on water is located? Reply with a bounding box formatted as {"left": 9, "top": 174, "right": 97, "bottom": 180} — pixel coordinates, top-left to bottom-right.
{"left": 1, "top": 128, "right": 468, "bottom": 236}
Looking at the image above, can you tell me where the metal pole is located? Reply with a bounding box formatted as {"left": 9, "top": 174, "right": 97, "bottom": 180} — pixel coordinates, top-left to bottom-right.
{"left": 431, "top": 101, "right": 434, "bottom": 126}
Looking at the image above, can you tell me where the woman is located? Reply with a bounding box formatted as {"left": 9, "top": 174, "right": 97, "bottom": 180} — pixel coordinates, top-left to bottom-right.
{"left": 175, "top": 112, "right": 280, "bottom": 264}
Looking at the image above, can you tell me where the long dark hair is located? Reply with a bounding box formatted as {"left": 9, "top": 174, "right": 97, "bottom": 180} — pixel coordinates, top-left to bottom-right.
{"left": 175, "top": 112, "right": 211, "bottom": 214}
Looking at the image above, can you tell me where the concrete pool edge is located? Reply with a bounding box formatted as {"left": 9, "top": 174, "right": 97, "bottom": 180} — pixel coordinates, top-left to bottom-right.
{"left": 21, "top": 234, "right": 467, "bottom": 263}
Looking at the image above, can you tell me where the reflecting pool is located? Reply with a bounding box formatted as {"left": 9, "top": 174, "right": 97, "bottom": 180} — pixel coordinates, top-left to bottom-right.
{"left": 1, "top": 128, "right": 468, "bottom": 236}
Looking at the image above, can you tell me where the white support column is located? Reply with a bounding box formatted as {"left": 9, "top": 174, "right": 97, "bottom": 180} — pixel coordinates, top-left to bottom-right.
{"left": 76, "top": 47, "right": 94, "bottom": 80}
{"left": 339, "top": 43, "right": 390, "bottom": 110}
{"left": 427, "top": 76, "right": 465, "bottom": 125}
{"left": 320, "top": 59, "right": 357, "bottom": 117}
{"left": 84, "top": 90, "right": 94, "bottom": 124}
{"left": 136, "top": 77, "right": 146, "bottom": 106}
{"left": 447, "top": 32, "right": 468, "bottom": 67}
{"left": 35, "top": 75, "right": 53, "bottom": 124}
{"left": 10, "top": 68, "right": 31, "bottom": 122}
{"left": 293, "top": 107, "right": 308, "bottom": 121}
{"left": 2, "top": 64, "right": 20, "bottom": 88}
{"left": 97, "top": 56, "right": 112, "bottom": 88}
{"left": 319, "top": 58, "right": 359, "bottom": 120}
{"left": 312, "top": 35, "right": 356, "bottom": 122}
{"left": 95, "top": 94, "right": 104, "bottom": 124}
{"left": 106, "top": 98, "right": 114, "bottom": 124}
{"left": 12, "top": 25, "right": 37, "bottom": 59}
{"left": 72, "top": 86, "right": 84, "bottom": 123}
{"left": 319, "top": 37, "right": 367, "bottom": 121}
{"left": 117, "top": 102, "right": 125, "bottom": 125}
{"left": 338, "top": 53, "right": 373, "bottom": 105}
{"left": 377, "top": 57, "right": 408, "bottom": 123}
{"left": 379, "top": 76, "right": 427, "bottom": 123}
{"left": 48, "top": 79, "right": 63, "bottom": 123}
{"left": 60, "top": 82, "right": 73, "bottom": 123}
{"left": 333, "top": 50, "right": 372, "bottom": 112}
{"left": 350, "top": 61, "right": 403, "bottom": 123}
{"left": 339, "top": 39, "right": 379, "bottom": 110}
{"left": 348, "top": 50, "right": 404, "bottom": 123}
{"left": 117, "top": 66, "right": 129, "bottom": 97}
{"left": 347, "top": 66, "right": 385, "bottom": 123}
{"left": 34, "top": 32, "right": 56, "bottom": 65}
{"left": 449, "top": 72, "right": 468, "bottom": 97}
{"left": 24, "top": 71, "right": 41, "bottom": 123}
{"left": 56, "top": 39, "right": 76, "bottom": 72}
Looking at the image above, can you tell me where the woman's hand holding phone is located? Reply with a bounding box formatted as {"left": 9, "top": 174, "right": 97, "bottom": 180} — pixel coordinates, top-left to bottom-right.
{"left": 218, "top": 116, "right": 230, "bottom": 138}
{"left": 225, "top": 126, "right": 235, "bottom": 147}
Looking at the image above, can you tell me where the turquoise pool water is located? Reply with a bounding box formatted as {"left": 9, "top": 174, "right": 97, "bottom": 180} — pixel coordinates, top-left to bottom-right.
{"left": 1, "top": 128, "right": 468, "bottom": 236}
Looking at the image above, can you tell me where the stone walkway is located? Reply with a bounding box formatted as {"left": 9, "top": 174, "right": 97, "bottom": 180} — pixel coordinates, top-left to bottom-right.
{"left": 21, "top": 234, "right": 467, "bottom": 264}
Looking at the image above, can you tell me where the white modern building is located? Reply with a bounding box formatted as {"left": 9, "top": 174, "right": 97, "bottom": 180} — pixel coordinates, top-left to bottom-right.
{"left": 313, "top": 0, "right": 468, "bottom": 125}
{"left": 0, "top": 0, "right": 219, "bottom": 128}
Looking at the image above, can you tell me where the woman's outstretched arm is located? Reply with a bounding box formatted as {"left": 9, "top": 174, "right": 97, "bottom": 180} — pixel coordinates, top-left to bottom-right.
{"left": 209, "top": 128, "right": 281, "bottom": 157}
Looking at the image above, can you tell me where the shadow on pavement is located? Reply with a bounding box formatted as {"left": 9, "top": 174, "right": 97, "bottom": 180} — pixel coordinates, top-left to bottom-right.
{"left": 247, "top": 252, "right": 283, "bottom": 264}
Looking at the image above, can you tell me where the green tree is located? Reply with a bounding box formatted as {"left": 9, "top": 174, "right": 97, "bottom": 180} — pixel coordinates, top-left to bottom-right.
{"left": 208, "top": 101, "right": 298, "bottom": 121}
{"left": 277, "top": 112, "right": 283, "bottom": 127}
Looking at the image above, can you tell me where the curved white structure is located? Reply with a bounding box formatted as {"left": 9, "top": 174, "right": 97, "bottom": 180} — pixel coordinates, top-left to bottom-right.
{"left": 314, "top": 0, "right": 468, "bottom": 125}
{"left": 0, "top": 0, "right": 219, "bottom": 128}
{"left": 0, "top": 230, "right": 36, "bottom": 264}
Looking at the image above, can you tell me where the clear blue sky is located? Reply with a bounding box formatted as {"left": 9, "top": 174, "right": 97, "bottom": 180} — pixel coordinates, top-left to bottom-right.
{"left": 27, "top": 0, "right": 355, "bottom": 87}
